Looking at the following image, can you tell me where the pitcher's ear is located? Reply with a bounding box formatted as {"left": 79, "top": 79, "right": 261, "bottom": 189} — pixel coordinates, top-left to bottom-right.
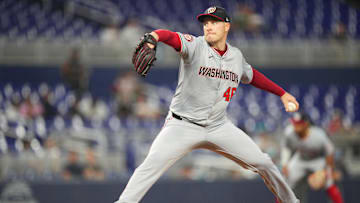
{"left": 225, "top": 22, "right": 230, "bottom": 32}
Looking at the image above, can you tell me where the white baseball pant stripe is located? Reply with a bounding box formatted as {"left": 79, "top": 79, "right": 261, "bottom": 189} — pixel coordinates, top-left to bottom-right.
{"left": 115, "top": 114, "right": 299, "bottom": 203}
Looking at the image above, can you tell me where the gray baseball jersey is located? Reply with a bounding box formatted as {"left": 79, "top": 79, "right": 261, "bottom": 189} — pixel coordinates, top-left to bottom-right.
{"left": 116, "top": 32, "right": 299, "bottom": 203}
{"left": 283, "top": 125, "right": 335, "bottom": 161}
{"left": 170, "top": 33, "right": 253, "bottom": 127}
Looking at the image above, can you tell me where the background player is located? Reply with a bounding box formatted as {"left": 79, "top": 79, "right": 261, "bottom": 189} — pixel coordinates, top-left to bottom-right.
{"left": 116, "top": 6, "right": 300, "bottom": 203}
{"left": 281, "top": 112, "right": 344, "bottom": 203}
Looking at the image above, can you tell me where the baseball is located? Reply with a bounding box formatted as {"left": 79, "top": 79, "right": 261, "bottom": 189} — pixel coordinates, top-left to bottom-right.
{"left": 288, "top": 102, "right": 297, "bottom": 112}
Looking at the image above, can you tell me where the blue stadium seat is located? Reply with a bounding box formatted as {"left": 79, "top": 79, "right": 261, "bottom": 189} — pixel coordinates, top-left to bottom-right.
{"left": 0, "top": 0, "right": 359, "bottom": 40}
{"left": 0, "top": 81, "right": 359, "bottom": 153}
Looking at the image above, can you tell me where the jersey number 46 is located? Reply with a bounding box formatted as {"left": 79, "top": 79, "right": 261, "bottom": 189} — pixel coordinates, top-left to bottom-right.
{"left": 223, "top": 87, "right": 237, "bottom": 102}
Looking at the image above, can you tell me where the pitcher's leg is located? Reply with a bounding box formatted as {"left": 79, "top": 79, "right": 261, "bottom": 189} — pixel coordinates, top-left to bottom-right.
{"left": 116, "top": 120, "right": 204, "bottom": 203}
{"left": 208, "top": 121, "right": 299, "bottom": 203}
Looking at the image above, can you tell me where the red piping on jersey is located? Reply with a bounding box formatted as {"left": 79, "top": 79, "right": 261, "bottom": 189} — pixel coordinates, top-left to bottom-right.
{"left": 250, "top": 68, "right": 286, "bottom": 97}
{"left": 213, "top": 45, "right": 227, "bottom": 56}
{"left": 154, "top": 29, "right": 181, "bottom": 52}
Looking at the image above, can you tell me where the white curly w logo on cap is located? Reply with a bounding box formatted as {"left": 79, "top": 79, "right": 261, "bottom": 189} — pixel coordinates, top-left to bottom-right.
{"left": 207, "top": 7, "right": 216, "bottom": 14}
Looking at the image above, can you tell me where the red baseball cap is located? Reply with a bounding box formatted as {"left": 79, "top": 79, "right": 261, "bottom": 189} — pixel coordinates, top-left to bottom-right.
{"left": 197, "top": 6, "right": 231, "bottom": 23}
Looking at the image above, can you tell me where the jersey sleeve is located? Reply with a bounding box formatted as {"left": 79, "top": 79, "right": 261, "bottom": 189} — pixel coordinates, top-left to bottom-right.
{"left": 321, "top": 130, "right": 335, "bottom": 156}
{"left": 281, "top": 135, "right": 291, "bottom": 152}
{"left": 280, "top": 129, "right": 294, "bottom": 166}
{"left": 283, "top": 125, "right": 296, "bottom": 153}
{"left": 177, "top": 32, "right": 198, "bottom": 62}
{"left": 240, "top": 55, "right": 253, "bottom": 84}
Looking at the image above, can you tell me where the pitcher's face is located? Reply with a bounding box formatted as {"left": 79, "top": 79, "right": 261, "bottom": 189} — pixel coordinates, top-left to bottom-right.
{"left": 203, "top": 18, "right": 229, "bottom": 44}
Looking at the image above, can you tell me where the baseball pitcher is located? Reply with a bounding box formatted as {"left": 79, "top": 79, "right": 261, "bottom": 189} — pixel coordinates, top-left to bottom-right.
{"left": 116, "top": 6, "right": 300, "bottom": 203}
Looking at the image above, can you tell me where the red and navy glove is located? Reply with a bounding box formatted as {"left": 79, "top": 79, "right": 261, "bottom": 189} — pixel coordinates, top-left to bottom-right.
{"left": 132, "top": 33, "right": 157, "bottom": 77}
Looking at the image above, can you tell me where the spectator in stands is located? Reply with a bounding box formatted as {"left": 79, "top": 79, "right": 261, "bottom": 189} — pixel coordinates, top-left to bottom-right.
{"left": 327, "top": 109, "right": 345, "bottom": 136}
{"left": 118, "top": 18, "right": 146, "bottom": 58}
{"left": 134, "top": 92, "right": 161, "bottom": 120}
{"left": 91, "top": 98, "right": 110, "bottom": 122}
{"left": 83, "top": 148, "right": 105, "bottom": 181}
{"left": 66, "top": 94, "right": 82, "bottom": 118}
{"left": 39, "top": 91, "right": 58, "bottom": 120}
{"left": 5, "top": 93, "right": 22, "bottom": 122}
{"left": 19, "top": 95, "right": 44, "bottom": 120}
{"left": 179, "top": 164, "right": 194, "bottom": 180}
{"left": 62, "top": 150, "right": 85, "bottom": 181}
{"left": 100, "top": 23, "right": 121, "bottom": 45}
{"left": 61, "top": 47, "right": 89, "bottom": 99}
{"left": 232, "top": 4, "right": 265, "bottom": 35}
{"left": 119, "top": 18, "right": 146, "bottom": 48}
{"left": 332, "top": 22, "right": 348, "bottom": 42}
{"left": 16, "top": 138, "right": 43, "bottom": 178}
{"left": 331, "top": 22, "right": 348, "bottom": 57}
{"left": 254, "top": 132, "right": 279, "bottom": 159}
{"left": 112, "top": 71, "right": 143, "bottom": 118}
{"left": 77, "top": 94, "right": 109, "bottom": 122}
{"left": 43, "top": 136, "right": 62, "bottom": 176}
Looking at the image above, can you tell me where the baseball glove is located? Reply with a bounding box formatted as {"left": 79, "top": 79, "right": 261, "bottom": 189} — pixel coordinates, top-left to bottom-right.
{"left": 132, "top": 33, "right": 157, "bottom": 77}
{"left": 307, "top": 170, "right": 326, "bottom": 190}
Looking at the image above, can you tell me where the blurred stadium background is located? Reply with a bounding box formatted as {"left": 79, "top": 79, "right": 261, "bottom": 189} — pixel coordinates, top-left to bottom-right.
{"left": 0, "top": 0, "right": 359, "bottom": 202}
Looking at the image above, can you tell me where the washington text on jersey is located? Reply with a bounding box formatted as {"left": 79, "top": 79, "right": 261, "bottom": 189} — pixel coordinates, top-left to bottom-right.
{"left": 198, "top": 66, "right": 239, "bottom": 84}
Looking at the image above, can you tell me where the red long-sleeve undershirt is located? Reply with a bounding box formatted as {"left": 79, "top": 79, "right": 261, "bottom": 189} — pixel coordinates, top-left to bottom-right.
{"left": 154, "top": 29, "right": 286, "bottom": 97}
{"left": 154, "top": 29, "right": 181, "bottom": 51}
{"left": 250, "top": 69, "right": 286, "bottom": 97}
